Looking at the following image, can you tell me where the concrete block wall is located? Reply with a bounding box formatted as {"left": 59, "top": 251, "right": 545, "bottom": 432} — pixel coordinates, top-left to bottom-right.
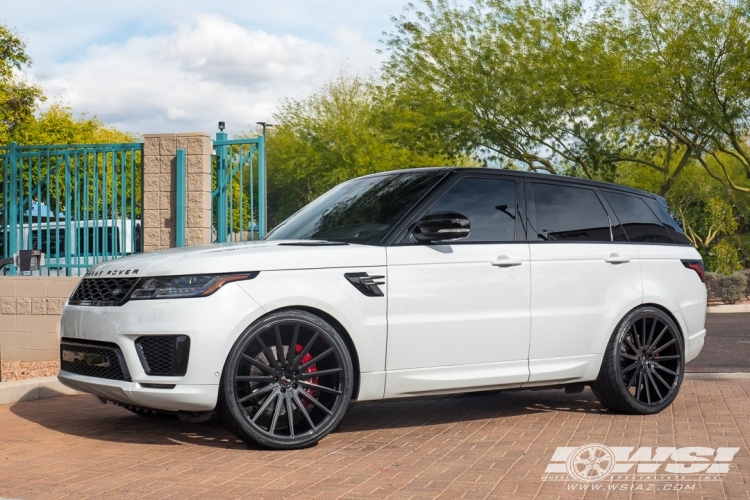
{"left": 0, "top": 277, "right": 81, "bottom": 362}
{"left": 143, "top": 132, "right": 213, "bottom": 251}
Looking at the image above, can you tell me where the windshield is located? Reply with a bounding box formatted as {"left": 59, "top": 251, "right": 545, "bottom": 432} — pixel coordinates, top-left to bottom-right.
{"left": 265, "top": 172, "right": 440, "bottom": 245}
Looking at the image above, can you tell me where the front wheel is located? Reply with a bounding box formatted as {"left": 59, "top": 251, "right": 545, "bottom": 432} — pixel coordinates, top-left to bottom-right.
{"left": 217, "top": 310, "right": 354, "bottom": 449}
{"left": 592, "top": 306, "right": 684, "bottom": 415}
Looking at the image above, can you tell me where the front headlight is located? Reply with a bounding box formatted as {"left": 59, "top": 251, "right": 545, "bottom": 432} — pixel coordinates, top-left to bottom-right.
{"left": 130, "top": 273, "right": 258, "bottom": 299}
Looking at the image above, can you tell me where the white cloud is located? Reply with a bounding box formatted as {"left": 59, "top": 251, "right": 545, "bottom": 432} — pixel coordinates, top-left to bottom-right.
{"left": 34, "top": 14, "right": 383, "bottom": 135}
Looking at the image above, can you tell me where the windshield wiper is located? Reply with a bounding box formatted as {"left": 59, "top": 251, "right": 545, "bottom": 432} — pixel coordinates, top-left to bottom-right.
{"left": 277, "top": 241, "right": 350, "bottom": 246}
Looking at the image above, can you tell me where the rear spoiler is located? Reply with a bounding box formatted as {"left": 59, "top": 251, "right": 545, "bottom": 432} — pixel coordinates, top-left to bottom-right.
{"left": 653, "top": 194, "right": 669, "bottom": 210}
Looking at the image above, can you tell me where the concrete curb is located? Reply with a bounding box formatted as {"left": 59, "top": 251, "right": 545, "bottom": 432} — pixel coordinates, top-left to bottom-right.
{"left": 685, "top": 372, "right": 750, "bottom": 379}
{"left": 0, "top": 376, "right": 80, "bottom": 406}
{"left": 707, "top": 304, "right": 750, "bottom": 313}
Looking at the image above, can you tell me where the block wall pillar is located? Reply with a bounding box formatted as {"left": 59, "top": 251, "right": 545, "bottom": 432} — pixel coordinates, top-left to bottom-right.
{"left": 142, "top": 133, "right": 212, "bottom": 251}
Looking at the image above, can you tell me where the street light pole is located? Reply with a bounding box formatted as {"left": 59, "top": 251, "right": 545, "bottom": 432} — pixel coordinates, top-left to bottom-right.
{"left": 255, "top": 122, "right": 274, "bottom": 237}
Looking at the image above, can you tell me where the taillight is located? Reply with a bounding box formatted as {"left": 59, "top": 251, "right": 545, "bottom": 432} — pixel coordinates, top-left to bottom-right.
{"left": 681, "top": 260, "right": 705, "bottom": 283}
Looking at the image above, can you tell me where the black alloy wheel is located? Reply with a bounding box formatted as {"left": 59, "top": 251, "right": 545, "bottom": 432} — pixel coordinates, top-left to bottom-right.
{"left": 218, "top": 310, "right": 353, "bottom": 449}
{"left": 592, "top": 306, "right": 684, "bottom": 414}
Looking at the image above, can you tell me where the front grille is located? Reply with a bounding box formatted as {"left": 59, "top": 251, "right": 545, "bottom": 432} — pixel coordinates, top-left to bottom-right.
{"left": 135, "top": 336, "right": 190, "bottom": 376}
{"left": 69, "top": 278, "right": 139, "bottom": 306}
{"left": 60, "top": 340, "right": 131, "bottom": 381}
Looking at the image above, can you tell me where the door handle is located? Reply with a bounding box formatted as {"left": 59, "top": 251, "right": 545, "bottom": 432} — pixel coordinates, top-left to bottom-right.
{"left": 605, "top": 253, "right": 631, "bottom": 264}
{"left": 491, "top": 256, "right": 523, "bottom": 267}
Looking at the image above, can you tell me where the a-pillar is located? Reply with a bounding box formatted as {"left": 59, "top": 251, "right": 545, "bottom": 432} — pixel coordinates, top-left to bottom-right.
{"left": 142, "top": 132, "right": 212, "bottom": 251}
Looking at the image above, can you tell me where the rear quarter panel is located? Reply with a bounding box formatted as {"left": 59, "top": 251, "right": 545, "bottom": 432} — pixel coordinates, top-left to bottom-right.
{"left": 637, "top": 244, "right": 707, "bottom": 345}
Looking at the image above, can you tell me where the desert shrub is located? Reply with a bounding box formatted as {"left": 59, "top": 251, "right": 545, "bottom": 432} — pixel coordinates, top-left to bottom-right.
{"left": 742, "top": 269, "right": 750, "bottom": 298}
{"left": 719, "top": 272, "right": 748, "bottom": 304}
{"left": 705, "top": 272, "right": 722, "bottom": 302}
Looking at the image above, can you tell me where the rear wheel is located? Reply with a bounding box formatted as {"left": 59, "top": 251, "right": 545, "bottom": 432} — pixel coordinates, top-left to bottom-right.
{"left": 217, "top": 310, "right": 354, "bottom": 449}
{"left": 592, "top": 306, "right": 684, "bottom": 414}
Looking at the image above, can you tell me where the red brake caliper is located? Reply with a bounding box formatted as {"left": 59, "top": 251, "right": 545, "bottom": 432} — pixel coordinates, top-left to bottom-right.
{"left": 296, "top": 344, "right": 318, "bottom": 397}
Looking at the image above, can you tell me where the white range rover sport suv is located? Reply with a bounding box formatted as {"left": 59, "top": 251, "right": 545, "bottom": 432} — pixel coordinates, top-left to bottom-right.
{"left": 59, "top": 168, "right": 707, "bottom": 449}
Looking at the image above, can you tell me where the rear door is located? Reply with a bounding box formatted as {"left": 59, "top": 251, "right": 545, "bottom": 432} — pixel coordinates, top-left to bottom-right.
{"left": 526, "top": 181, "right": 642, "bottom": 384}
{"left": 385, "top": 174, "right": 531, "bottom": 397}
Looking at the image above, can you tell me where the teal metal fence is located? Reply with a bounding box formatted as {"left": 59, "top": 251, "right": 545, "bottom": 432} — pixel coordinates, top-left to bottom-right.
{"left": 0, "top": 142, "right": 143, "bottom": 276}
{"left": 212, "top": 133, "right": 266, "bottom": 243}
{"left": 175, "top": 148, "right": 187, "bottom": 247}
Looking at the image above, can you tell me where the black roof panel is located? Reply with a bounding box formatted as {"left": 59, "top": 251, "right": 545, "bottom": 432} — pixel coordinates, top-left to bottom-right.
{"left": 357, "top": 167, "right": 656, "bottom": 199}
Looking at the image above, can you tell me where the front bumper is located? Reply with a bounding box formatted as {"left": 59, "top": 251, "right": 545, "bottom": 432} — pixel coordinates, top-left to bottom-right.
{"left": 57, "top": 372, "right": 221, "bottom": 412}
{"left": 57, "top": 282, "right": 265, "bottom": 412}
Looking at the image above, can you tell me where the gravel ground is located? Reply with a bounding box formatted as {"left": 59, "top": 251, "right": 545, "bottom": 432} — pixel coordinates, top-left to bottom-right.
{"left": 0, "top": 361, "right": 60, "bottom": 382}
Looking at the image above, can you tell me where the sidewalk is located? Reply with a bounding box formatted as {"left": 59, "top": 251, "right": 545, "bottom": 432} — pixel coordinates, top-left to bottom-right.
{"left": 1, "top": 378, "right": 748, "bottom": 499}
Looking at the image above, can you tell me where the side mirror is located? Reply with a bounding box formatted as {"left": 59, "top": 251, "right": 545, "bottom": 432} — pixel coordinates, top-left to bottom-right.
{"left": 412, "top": 212, "right": 470, "bottom": 243}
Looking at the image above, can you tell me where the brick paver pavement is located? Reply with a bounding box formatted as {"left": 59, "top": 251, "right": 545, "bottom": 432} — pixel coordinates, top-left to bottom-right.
{"left": 0, "top": 378, "right": 748, "bottom": 499}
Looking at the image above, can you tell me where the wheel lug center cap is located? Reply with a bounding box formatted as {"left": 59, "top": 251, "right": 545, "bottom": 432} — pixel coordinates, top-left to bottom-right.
{"left": 280, "top": 376, "right": 292, "bottom": 388}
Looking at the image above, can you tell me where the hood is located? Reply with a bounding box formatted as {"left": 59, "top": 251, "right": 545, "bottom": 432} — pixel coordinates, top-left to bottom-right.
{"left": 85, "top": 240, "right": 386, "bottom": 278}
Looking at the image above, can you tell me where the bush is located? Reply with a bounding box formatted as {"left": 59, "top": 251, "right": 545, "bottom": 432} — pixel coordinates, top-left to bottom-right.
{"left": 720, "top": 272, "right": 748, "bottom": 304}
{"left": 706, "top": 271, "right": 749, "bottom": 304}
{"left": 742, "top": 269, "right": 750, "bottom": 298}
{"left": 706, "top": 272, "right": 722, "bottom": 302}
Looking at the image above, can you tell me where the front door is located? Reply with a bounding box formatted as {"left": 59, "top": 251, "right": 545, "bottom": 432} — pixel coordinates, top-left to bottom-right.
{"left": 384, "top": 175, "right": 531, "bottom": 397}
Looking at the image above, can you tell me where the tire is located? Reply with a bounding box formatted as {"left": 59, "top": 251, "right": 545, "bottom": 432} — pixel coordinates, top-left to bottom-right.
{"left": 217, "top": 309, "right": 354, "bottom": 449}
{"left": 592, "top": 306, "right": 684, "bottom": 415}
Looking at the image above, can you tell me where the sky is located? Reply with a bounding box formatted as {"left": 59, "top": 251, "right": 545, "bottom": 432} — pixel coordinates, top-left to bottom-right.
{"left": 2, "top": 1, "right": 410, "bottom": 137}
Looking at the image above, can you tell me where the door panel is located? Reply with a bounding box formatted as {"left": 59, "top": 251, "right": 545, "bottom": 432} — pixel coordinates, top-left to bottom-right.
{"left": 528, "top": 243, "right": 642, "bottom": 369}
{"left": 386, "top": 244, "right": 531, "bottom": 370}
{"left": 385, "top": 244, "right": 531, "bottom": 395}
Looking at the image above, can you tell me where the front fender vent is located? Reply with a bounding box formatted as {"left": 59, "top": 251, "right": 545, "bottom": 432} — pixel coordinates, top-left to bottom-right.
{"left": 344, "top": 272, "right": 385, "bottom": 297}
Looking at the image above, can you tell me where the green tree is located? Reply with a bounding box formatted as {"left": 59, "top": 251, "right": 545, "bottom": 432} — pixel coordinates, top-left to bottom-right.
{"left": 382, "top": 0, "right": 604, "bottom": 175}
{"left": 382, "top": 0, "right": 750, "bottom": 194}
{"left": 1, "top": 101, "right": 139, "bottom": 191}
{"left": 582, "top": 0, "right": 750, "bottom": 195}
{"left": 0, "top": 23, "right": 44, "bottom": 143}
{"left": 10, "top": 103, "right": 136, "bottom": 145}
{"left": 675, "top": 194, "right": 737, "bottom": 251}
{"left": 1, "top": 106, "right": 139, "bottom": 224}
{"left": 264, "top": 71, "right": 470, "bottom": 226}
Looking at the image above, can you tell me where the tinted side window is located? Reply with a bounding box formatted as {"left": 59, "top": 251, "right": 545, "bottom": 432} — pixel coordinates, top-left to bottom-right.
{"left": 603, "top": 191, "right": 674, "bottom": 244}
{"left": 530, "top": 183, "right": 611, "bottom": 242}
{"left": 426, "top": 177, "right": 517, "bottom": 243}
{"left": 643, "top": 197, "right": 691, "bottom": 245}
